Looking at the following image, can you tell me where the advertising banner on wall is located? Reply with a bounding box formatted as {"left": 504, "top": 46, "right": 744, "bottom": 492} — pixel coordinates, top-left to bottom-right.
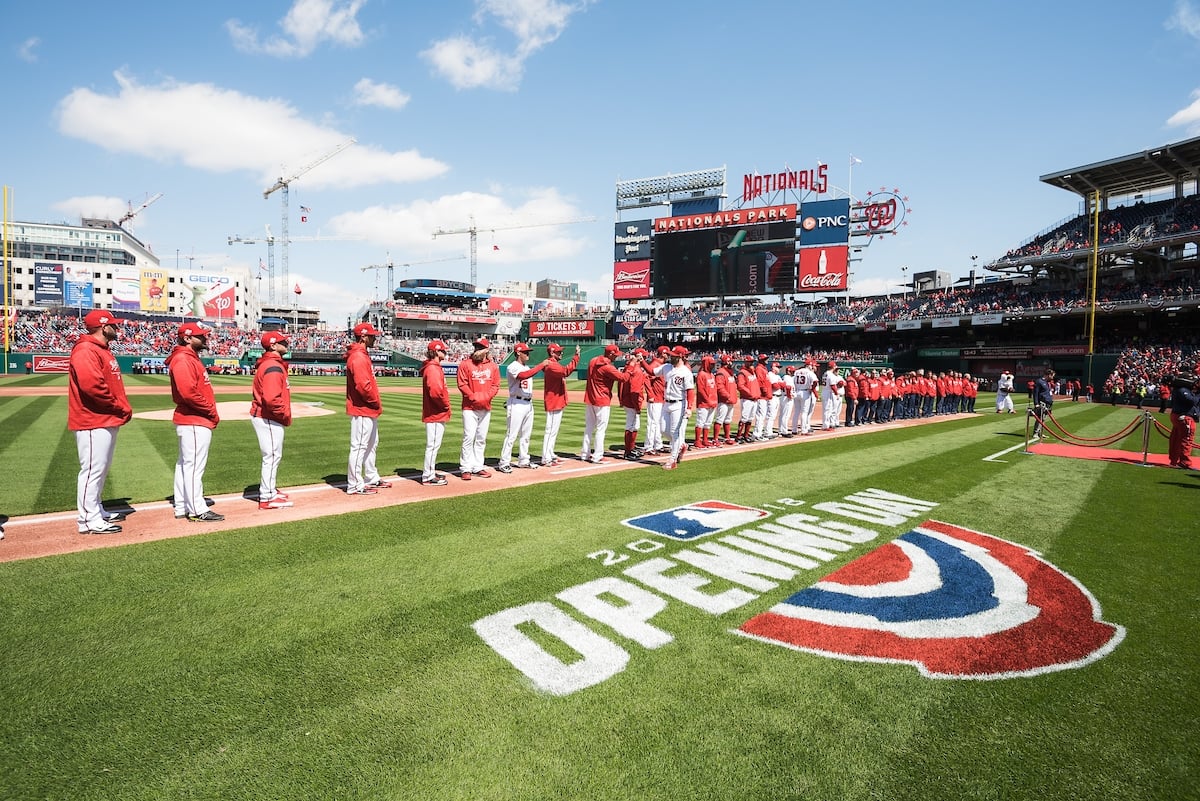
{"left": 487, "top": 296, "right": 525, "bottom": 314}
{"left": 112, "top": 267, "right": 141, "bottom": 310}
{"left": 798, "top": 199, "right": 851, "bottom": 247}
{"left": 180, "top": 272, "right": 235, "bottom": 321}
{"left": 64, "top": 264, "right": 94, "bottom": 309}
{"left": 614, "top": 220, "right": 652, "bottom": 260}
{"left": 615, "top": 308, "right": 647, "bottom": 341}
{"left": 613, "top": 259, "right": 651, "bottom": 300}
{"left": 140, "top": 268, "right": 169, "bottom": 313}
{"left": 796, "top": 246, "right": 848, "bottom": 292}
{"left": 33, "top": 262, "right": 64, "bottom": 306}
{"left": 528, "top": 319, "right": 596, "bottom": 338}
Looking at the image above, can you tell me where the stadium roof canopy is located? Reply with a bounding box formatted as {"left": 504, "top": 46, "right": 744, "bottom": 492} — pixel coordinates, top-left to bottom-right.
{"left": 396, "top": 286, "right": 489, "bottom": 300}
{"left": 1040, "top": 135, "right": 1200, "bottom": 198}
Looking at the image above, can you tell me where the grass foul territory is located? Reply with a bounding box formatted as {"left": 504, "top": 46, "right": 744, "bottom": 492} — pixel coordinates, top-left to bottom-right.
{"left": 0, "top": 377, "right": 1196, "bottom": 801}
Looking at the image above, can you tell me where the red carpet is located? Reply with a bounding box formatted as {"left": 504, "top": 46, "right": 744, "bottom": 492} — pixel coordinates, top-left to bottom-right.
{"left": 1027, "top": 440, "right": 1171, "bottom": 467}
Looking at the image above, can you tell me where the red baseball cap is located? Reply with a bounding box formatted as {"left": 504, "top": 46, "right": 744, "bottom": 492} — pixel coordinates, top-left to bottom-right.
{"left": 83, "top": 310, "right": 123, "bottom": 329}
{"left": 261, "top": 332, "right": 290, "bottom": 348}
{"left": 514, "top": 342, "right": 531, "bottom": 353}
{"left": 604, "top": 344, "right": 621, "bottom": 357}
{"left": 427, "top": 339, "right": 448, "bottom": 352}
{"left": 671, "top": 345, "right": 690, "bottom": 357}
{"left": 547, "top": 343, "right": 564, "bottom": 354}
{"left": 353, "top": 322, "right": 382, "bottom": 338}
{"left": 178, "top": 322, "right": 210, "bottom": 339}
{"left": 473, "top": 337, "right": 491, "bottom": 349}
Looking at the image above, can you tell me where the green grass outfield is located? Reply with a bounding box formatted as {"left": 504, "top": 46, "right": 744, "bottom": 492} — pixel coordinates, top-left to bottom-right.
{"left": 0, "top": 375, "right": 1197, "bottom": 800}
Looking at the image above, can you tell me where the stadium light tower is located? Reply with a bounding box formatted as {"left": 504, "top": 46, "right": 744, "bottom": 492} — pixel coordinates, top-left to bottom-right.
{"left": 901, "top": 265, "right": 909, "bottom": 300}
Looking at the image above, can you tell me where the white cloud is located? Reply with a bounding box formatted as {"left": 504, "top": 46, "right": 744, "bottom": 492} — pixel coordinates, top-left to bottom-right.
{"left": 352, "top": 78, "right": 411, "bottom": 110}
{"left": 329, "top": 187, "right": 591, "bottom": 260}
{"left": 52, "top": 195, "right": 129, "bottom": 223}
{"left": 1167, "top": 88, "right": 1200, "bottom": 135}
{"left": 1166, "top": 0, "right": 1200, "bottom": 40}
{"left": 17, "top": 37, "right": 40, "bottom": 63}
{"left": 227, "top": 0, "right": 367, "bottom": 59}
{"left": 423, "top": 0, "right": 593, "bottom": 90}
{"left": 55, "top": 71, "right": 448, "bottom": 189}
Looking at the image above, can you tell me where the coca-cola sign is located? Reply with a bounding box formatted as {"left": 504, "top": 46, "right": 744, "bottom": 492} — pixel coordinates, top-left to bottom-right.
{"left": 796, "top": 246, "right": 848, "bottom": 292}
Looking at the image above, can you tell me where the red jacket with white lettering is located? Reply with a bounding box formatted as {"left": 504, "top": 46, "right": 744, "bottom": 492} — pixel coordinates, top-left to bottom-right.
{"left": 165, "top": 345, "right": 218, "bottom": 429}
{"left": 541, "top": 353, "right": 580, "bottom": 412}
{"left": 696, "top": 368, "right": 718, "bottom": 409}
{"left": 68, "top": 335, "right": 132, "bottom": 431}
{"left": 457, "top": 357, "right": 501, "bottom": 412}
{"left": 345, "top": 342, "right": 382, "bottom": 418}
{"left": 737, "top": 366, "right": 761, "bottom": 400}
{"left": 250, "top": 351, "right": 292, "bottom": 426}
{"left": 421, "top": 358, "right": 451, "bottom": 423}
{"left": 715, "top": 366, "right": 738, "bottom": 404}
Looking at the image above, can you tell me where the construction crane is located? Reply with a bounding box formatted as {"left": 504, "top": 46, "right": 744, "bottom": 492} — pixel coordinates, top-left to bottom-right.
{"left": 432, "top": 215, "right": 597, "bottom": 286}
{"left": 360, "top": 254, "right": 466, "bottom": 302}
{"left": 229, "top": 223, "right": 361, "bottom": 302}
{"left": 117, "top": 192, "right": 163, "bottom": 230}
{"left": 263, "top": 137, "right": 355, "bottom": 296}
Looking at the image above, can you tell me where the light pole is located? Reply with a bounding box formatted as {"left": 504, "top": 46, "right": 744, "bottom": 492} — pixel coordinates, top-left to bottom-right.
{"left": 901, "top": 265, "right": 909, "bottom": 300}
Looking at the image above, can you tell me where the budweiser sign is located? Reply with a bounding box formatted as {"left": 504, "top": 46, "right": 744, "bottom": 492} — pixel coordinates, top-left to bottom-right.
{"left": 796, "top": 246, "right": 848, "bottom": 292}
{"left": 613, "top": 259, "right": 651, "bottom": 300}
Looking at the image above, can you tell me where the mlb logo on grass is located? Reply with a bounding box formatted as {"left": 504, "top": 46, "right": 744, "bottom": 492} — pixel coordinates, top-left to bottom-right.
{"left": 622, "top": 500, "right": 769, "bottom": 541}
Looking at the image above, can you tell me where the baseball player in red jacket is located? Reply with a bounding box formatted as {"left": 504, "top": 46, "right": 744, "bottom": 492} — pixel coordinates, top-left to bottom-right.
{"left": 539, "top": 343, "right": 579, "bottom": 466}
{"left": 251, "top": 332, "right": 294, "bottom": 509}
{"left": 644, "top": 345, "right": 670, "bottom": 453}
{"left": 166, "top": 321, "right": 222, "bottom": 522}
{"left": 581, "top": 343, "right": 633, "bottom": 463}
{"left": 694, "top": 355, "right": 718, "bottom": 448}
{"left": 714, "top": 355, "right": 738, "bottom": 444}
{"left": 457, "top": 337, "right": 501, "bottom": 479}
{"left": 619, "top": 348, "right": 649, "bottom": 459}
{"left": 420, "top": 339, "right": 451, "bottom": 485}
{"left": 68, "top": 309, "right": 132, "bottom": 535}
{"left": 345, "top": 322, "right": 388, "bottom": 495}
{"left": 735, "top": 357, "right": 761, "bottom": 442}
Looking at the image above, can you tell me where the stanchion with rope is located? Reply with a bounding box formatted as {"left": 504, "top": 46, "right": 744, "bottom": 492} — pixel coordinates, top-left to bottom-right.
{"left": 1025, "top": 404, "right": 1150, "bottom": 458}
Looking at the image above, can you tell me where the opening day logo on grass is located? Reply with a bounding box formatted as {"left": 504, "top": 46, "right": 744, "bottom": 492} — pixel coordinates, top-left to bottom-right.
{"left": 473, "top": 489, "right": 1125, "bottom": 696}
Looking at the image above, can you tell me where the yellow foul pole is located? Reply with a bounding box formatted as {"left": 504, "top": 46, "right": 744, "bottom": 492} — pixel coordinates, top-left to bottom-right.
{"left": 2, "top": 185, "right": 10, "bottom": 375}
{"left": 1086, "top": 189, "right": 1100, "bottom": 355}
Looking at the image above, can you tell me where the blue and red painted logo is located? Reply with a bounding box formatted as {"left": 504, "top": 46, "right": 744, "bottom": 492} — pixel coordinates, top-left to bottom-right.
{"left": 737, "top": 521, "right": 1125, "bottom": 678}
{"left": 623, "top": 501, "right": 770, "bottom": 541}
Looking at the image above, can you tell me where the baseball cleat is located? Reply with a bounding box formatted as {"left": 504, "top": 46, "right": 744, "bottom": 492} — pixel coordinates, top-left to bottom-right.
{"left": 83, "top": 523, "right": 122, "bottom": 535}
{"left": 474, "top": 469, "right": 493, "bottom": 478}
{"left": 258, "top": 499, "right": 294, "bottom": 510}
{"left": 421, "top": 476, "right": 449, "bottom": 486}
{"left": 347, "top": 487, "right": 379, "bottom": 495}
{"left": 369, "top": 480, "right": 393, "bottom": 489}
{"left": 496, "top": 464, "right": 514, "bottom": 474}
{"left": 516, "top": 463, "right": 539, "bottom": 469}
{"left": 188, "top": 511, "right": 225, "bottom": 522}
{"left": 460, "top": 471, "right": 473, "bottom": 481}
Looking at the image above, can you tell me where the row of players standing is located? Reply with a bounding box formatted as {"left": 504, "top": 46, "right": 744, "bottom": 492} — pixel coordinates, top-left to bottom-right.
{"left": 66, "top": 312, "right": 326, "bottom": 534}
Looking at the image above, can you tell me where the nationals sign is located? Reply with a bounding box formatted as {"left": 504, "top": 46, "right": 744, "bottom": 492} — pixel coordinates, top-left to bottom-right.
{"left": 529, "top": 319, "right": 596, "bottom": 338}
{"left": 796, "top": 246, "right": 848, "bottom": 292}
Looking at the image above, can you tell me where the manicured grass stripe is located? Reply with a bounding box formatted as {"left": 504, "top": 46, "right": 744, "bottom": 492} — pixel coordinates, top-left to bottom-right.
{"left": 32, "top": 424, "right": 82, "bottom": 514}
{"left": 0, "top": 396, "right": 60, "bottom": 459}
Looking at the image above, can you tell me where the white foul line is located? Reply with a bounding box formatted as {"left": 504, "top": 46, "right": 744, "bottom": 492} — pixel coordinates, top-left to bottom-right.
{"left": 983, "top": 441, "right": 1029, "bottom": 463}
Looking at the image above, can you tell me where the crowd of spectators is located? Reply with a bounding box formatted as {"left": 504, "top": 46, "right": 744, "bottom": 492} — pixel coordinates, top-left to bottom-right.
{"left": 1000, "top": 194, "right": 1200, "bottom": 262}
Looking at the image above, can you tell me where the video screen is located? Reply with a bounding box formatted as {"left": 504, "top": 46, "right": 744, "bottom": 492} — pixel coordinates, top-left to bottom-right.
{"left": 652, "top": 220, "right": 796, "bottom": 298}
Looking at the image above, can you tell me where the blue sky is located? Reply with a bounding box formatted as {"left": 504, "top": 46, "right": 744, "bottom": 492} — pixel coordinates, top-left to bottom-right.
{"left": 5, "top": 0, "right": 1200, "bottom": 326}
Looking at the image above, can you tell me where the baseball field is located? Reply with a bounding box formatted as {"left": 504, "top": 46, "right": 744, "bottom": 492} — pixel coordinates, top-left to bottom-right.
{"left": 0, "top": 373, "right": 1196, "bottom": 801}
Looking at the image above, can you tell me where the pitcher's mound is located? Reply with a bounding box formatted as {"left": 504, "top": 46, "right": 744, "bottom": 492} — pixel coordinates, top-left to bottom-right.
{"left": 134, "top": 401, "right": 336, "bottom": 422}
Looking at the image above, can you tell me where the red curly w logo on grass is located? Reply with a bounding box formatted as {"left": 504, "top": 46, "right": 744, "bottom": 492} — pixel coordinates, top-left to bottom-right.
{"left": 738, "top": 521, "right": 1125, "bottom": 679}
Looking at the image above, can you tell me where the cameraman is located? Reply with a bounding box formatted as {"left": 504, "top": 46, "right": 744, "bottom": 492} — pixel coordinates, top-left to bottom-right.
{"left": 1032, "top": 368, "right": 1055, "bottom": 439}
